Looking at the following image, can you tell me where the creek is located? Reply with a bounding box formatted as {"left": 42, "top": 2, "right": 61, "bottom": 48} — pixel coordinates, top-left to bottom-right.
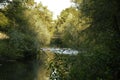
{"left": 0, "top": 48, "right": 78, "bottom": 80}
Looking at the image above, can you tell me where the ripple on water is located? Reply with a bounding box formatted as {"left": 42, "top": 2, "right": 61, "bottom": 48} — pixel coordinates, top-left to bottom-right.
{"left": 41, "top": 48, "right": 79, "bottom": 55}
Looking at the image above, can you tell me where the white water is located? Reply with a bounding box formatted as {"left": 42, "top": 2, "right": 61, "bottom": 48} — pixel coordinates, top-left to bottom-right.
{"left": 41, "top": 48, "right": 78, "bottom": 55}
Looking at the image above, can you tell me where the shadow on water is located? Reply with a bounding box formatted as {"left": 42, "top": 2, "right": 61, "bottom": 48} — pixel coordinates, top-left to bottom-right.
{"left": 0, "top": 60, "right": 48, "bottom": 80}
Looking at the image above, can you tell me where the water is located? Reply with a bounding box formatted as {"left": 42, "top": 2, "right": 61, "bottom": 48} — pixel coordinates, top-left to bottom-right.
{"left": 0, "top": 60, "right": 49, "bottom": 80}
{"left": 41, "top": 48, "right": 79, "bottom": 55}
{"left": 0, "top": 48, "right": 78, "bottom": 80}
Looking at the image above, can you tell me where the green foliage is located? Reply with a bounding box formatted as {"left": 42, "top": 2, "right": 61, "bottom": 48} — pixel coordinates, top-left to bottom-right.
{"left": 48, "top": 53, "right": 77, "bottom": 80}
{"left": 69, "top": 46, "right": 113, "bottom": 80}
{"left": 0, "top": 12, "right": 9, "bottom": 30}
{"left": 52, "top": 0, "right": 120, "bottom": 80}
{"left": 0, "top": 40, "right": 8, "bottom": 56}
{"left": 67, "top": 0, "right": 120, "bottom": 79}
{"left": 0, "top": 0, "right": 120, "bottom": 79}
{"left": 0, "top": 0, "right": 53, "bottom": 60}
{"left": 55, "top": 7, "right": 90, "bottom": 48}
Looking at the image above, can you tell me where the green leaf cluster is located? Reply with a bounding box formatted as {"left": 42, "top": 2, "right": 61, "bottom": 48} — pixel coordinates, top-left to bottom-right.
{"left": 0, "top": 0, "right": 54, "bottom": 60}
{"left": 53, "top": 0, "right": 120, "bottom": 79}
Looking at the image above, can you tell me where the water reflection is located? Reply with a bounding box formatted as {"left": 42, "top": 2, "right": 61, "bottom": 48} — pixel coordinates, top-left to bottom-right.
{"left": 0, "top": 60, "right": 48, "bottom": 80}
{"left": 0, "top": 48, "right": 78, "bottom": 80}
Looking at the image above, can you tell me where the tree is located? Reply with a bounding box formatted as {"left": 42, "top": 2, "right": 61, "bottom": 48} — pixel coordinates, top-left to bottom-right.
{"left": 0, "top": 0, "right": 53, "bottom": 60}
{"left": 54, "top": 7, "right": 90, "bottom": 48}
{"left": 67, "top": 0, "right": 120, "bottom": 79}
{"left": 0, "top": 12, "right": 9, "bottom": 31}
